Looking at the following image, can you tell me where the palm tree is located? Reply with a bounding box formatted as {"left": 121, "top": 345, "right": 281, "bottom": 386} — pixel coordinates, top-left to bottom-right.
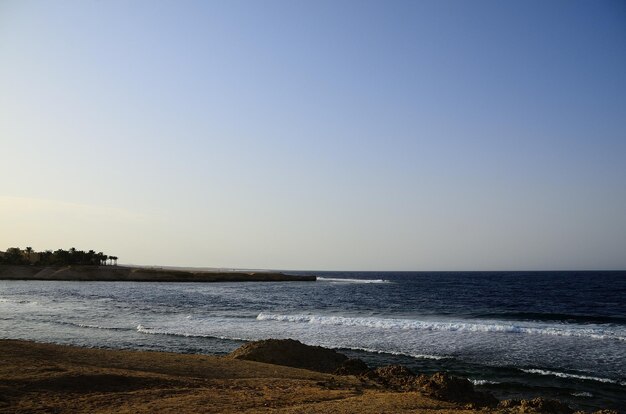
{"left": 87, "top": 250, "right": 96, "bottom": 265}
{"left": 25, "top": 247, "right": 33, "bottom": 263}
{"left": 111, "top": 256, "right": 118, "bottom": 266}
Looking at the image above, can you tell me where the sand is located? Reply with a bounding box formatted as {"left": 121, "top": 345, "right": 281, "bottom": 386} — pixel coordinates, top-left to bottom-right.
{"left": 0, "top": 340, "right": 486, "bottom": 414}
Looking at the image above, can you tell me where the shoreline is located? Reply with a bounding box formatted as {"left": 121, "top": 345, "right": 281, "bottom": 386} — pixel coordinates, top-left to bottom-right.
{"left": 0, "top": 339, "right": 615, "bottom": 414}
{"left": 0, "top": 264, "right": 316, "bottom": 282}
{"left": 0, "top": 339, "right": 475, "bottom": 413}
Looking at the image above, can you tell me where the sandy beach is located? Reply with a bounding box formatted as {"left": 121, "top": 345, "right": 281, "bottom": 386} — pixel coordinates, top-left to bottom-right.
{"left": 0, "top": 339, "right": 494, "bottom": 414}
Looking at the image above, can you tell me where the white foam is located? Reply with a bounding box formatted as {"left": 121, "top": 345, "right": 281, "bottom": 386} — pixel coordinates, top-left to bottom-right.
{"left": 521, "top": 369, "right": 623, "bottom": 385}
{"left": 255, "top": 312, "right": 626, "bottom": 341}
{"left": 134, "top": 322, "right": 449, "bottom": 360}
{"left": 470, "top": 379, "right": 500, "bottom": 385}
{"left": 347, "top": 346, "right": 448, "bottom": 360}
{"left": 571, "top": 392, "right": 593, "bottom": 397}
{"left": 317, "top": 277, "right": 389, "bottom": 284}
{"left": 74, "top": 323, "right": 126, "bottom": 331}
{"left": 136, "top": 324, "right": 248, "bottom": 341}
{"left": 0, "top": 298, "right": 39, "bottom": 305}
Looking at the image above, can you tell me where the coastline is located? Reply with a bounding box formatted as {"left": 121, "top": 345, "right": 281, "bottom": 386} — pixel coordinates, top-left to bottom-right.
{"left": 1, "top": 272, "right": 623, "bottom": 412}
{"left": 0, "top": 265, "right": 316, "bottom": 282}
{"left": 0, "top": 339, "right": 478, "bottom": 414}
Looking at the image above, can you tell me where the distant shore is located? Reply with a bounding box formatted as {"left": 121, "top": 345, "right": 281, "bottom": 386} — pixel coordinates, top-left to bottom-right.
{"left": 0, "top": 264, "right": 316, "bottom": 282}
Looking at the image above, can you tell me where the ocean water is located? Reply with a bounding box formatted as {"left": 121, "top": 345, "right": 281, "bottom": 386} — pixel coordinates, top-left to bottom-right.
{"left": 0, "top": 271, "right": 624, "bottom": 411}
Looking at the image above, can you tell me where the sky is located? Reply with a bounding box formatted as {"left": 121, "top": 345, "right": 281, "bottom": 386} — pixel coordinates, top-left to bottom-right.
{"left": 1, "top": 0, "right": 625, "bottom": 271}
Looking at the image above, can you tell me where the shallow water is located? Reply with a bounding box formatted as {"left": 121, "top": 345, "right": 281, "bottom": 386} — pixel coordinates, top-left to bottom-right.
{"left": 0, "top": 271, "right": 624, "bottom": 411}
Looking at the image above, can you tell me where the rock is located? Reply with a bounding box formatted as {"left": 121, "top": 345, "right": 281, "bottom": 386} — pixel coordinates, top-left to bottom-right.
{"left": 520, "top": 398, "right": 573, "bottom": 414}
{"left": 334, "top": 358, "right": 370, "bottom": 375}
{"left": 413, "top": 372, "right": 498, "bottom": 407}
{"left": 499, "top": 399, "right": 522, "bottom": 409}
{"left": 499, "top": 398, "right": 573, "bottom": 414}
{"left": 366, "top": 365, "right": 417, "bottom": 390}
{"left": 232, "top": 342, "right": 500, "bottom": 408}
{"left": 228, "top": 339, "right": 348, "bottom": 373}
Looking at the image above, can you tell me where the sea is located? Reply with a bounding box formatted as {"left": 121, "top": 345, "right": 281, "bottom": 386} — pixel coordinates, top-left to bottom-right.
{"left": 0, "top": 271, "right": 624, "bottom": 412}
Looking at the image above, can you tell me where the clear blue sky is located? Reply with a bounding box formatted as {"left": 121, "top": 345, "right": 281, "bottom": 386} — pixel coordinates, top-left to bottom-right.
{"left": 1, "top": 0, "right": 625, "bottom": 270}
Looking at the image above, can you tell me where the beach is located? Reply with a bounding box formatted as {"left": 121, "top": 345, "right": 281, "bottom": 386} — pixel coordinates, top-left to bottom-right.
{"left": 1, "top": 272, "right": 624, "bottom": 412}
{"left": 0, "top": 339, "right": 485, "bottom": 414}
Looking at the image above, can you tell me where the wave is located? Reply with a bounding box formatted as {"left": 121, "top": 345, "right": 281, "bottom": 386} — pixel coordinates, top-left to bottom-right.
{"left": 470, "top": 379, "right": 500, "bottom": 386}
{"left": 346, "top": 346, "right": 448, "bottom": 360}
{"left": 571, "top": 392, "right": 593, "bottom": 398}
{"left": 75, "top": 323, "right": 128, "bottom": 331}
{"left": 54, "top": 321, "right": 129, "bottom": 331}
{"left": 521, "top": 369, "right": 625, "bottom": 386}
{"left": 0, "top": 298, "right": 39, "bottom": 305}
{"left": 135, "top": 324, "right": 248, "bottom": 341}
{"left": 473, "top": 312, "right": 626, "bottom": 325}
{"left": 134, "top": 324, "right": 447, "bottom": 359}
{"left": 255, "top": 312, "right": 626, "bottom": 341}
{"left": 317, "top": 277, "right": 389, "bottom": 284}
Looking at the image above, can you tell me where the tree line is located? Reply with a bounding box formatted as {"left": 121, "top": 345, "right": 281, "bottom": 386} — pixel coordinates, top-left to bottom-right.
{"left": 0, "top": 247, "right": 118, "bottom": 266}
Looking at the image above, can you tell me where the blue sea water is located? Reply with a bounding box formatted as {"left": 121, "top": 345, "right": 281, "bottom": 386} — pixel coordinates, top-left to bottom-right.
{"left": 0, "top": 271, "right": 624, "bottom": 411}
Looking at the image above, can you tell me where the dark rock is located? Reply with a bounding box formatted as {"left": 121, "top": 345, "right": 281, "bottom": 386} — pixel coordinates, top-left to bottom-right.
{"left": 375, "top": 365, "right": 416, "bottom": 378}
{"left": 413, "top": 372, "right": 498, "bottom": 407}
{"left": 499, "top": 398, "right": 573, "bottom": 414}
{"left": 228, "top": 339, "right": 348, "bottom": 373}
{"left": 334, "top": 358, "right": 370, "bottom": 375}
{"left": 518, "top": 398, "right": 574, "bottom": 414}
{"left": 499, "top": 399, "right": 522, "bottom": 409}
{"left": 366, "top": 365, "right": 417, "bottom": 390}
{"left": 362, "top": 367, "right": 497, "bottom": 407}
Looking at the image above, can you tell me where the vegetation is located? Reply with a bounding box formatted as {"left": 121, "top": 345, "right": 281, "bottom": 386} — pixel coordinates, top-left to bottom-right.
{"left": 0, "top": 247, "right": 118, "bottom": 266}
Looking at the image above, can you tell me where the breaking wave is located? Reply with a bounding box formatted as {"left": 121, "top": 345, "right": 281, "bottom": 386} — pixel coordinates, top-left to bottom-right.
{"left": 255, "top": 312, "right": 626, "bottom": 341}
{"left": 317, "top": 277, "right": 389, "bottom": 284}
{"left": 54, "top": 320, "right": 129, "bottom": 331}
{"left": 345, "top": 346, "right": 448, "bottom": 360}
{"left": 473, "top": 312, "right": 626, "bottom": 325}
{"left": 135, "top": 324, "right": 248, "bottom": 341}
{"left": 521, "top": 369, "right": 626, "bottom": 386}
{"left": 470, "top": 379, "right": 500, "bottom": 386}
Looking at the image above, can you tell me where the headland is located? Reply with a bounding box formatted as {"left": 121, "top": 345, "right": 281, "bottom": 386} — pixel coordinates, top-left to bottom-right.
{"left": 0, "top": 265, "right": 315, "bottom": 282}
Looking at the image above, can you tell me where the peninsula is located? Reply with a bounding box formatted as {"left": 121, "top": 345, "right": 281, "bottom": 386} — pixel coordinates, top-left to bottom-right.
{"left": 0, "top": 247, "right": 315, "bottom": 282}
{"left": 0, "top": 265, "right": 315, "bottom": 282}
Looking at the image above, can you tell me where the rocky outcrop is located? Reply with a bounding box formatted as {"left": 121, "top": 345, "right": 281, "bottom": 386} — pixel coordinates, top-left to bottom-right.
{"left": 364, "top": 365, "right": 418, "bottom": 390}
{"left": 498, "top": 398, "right": 574, "bottom": 414}
{"left": 229, "top": 340, "right": 593, "bottom": 411}
{"left": 584, "top": 411, "right": 619, "bottom": 414}
{"left": 361, "top": 365, "right": 497, "bottom": 407}
{"left": 334, "top": 358, "right": 370, "bottom": 375}
{"left": 413, "top": 372, "right": 498, "bottom": 407}
{"left": 344, "top": 365, "right": 498, "bottom": 407}
{"left": 228, "top": 339, "right": 347, "bottom": 373}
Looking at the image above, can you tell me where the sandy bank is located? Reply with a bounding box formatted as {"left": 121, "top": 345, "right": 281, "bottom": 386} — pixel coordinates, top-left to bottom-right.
{"left": 0, "top": 265, "right": 315, "bottom": 282}
{"left": 0, "top": 339, "right": 481, "bottom": 414}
